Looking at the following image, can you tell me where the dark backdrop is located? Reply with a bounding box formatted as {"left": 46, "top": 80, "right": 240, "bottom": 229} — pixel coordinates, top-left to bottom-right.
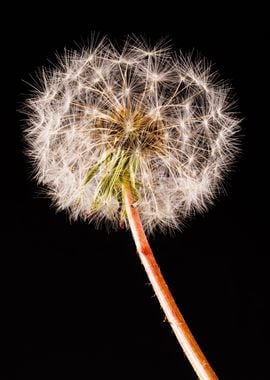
{"left": 11, "top": 3, "right": 267, "bottom": 379}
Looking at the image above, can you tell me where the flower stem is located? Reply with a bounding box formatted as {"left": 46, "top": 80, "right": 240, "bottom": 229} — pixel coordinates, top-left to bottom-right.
{"left": 122, "top": 182, "right": 218, "bottom": 380}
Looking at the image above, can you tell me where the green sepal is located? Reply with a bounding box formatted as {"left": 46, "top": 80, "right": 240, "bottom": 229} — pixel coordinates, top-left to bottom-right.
{"left": 83, "top": 152, "right": 112, "bottom": 186}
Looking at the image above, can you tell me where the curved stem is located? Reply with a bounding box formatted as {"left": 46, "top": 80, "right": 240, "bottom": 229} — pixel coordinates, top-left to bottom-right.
{"left": 122, "top": 182, "right": 218, "bottom": 380}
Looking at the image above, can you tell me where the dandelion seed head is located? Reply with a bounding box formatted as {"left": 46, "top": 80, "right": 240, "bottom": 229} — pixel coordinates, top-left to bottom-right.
{"left": 25, "top": 37, "right": 240, "bottom": 234}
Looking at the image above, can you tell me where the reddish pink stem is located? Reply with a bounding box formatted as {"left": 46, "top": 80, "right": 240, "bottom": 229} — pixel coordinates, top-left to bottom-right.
{"left": 123, "top": 182, "right": 218, "bottom": 380}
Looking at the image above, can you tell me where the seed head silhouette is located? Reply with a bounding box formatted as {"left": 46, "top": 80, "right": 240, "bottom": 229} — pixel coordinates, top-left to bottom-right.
{"left": 26, "top": 37, "right": 239, "bottom": 234}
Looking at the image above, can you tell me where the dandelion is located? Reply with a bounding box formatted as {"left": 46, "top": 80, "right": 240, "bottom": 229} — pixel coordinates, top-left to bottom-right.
{"left": 25, "top": 36, "right": 240, "bottom": 379}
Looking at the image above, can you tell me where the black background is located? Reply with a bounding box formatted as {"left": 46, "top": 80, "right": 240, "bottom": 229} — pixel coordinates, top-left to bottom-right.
{"left": 11, "top": 2, "right": 267, "bottom": 379}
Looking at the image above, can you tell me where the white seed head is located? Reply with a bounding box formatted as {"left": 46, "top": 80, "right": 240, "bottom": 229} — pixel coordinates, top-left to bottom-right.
{"left": 25, "top": 37, "right": 240, "bottom": 234}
